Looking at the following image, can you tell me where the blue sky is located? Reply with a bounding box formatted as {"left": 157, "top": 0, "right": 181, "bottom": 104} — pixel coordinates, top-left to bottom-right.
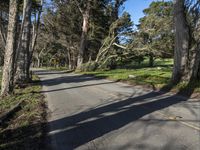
{"left": 124, "top": 0, "right": 171, "bottom": 26}
{"left": 124, "top": 0, "right": 156, "bottom": 25}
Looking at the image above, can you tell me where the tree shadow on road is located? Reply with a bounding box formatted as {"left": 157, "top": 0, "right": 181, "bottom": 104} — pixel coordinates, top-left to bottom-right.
{"left": 37, "top": 73, "right": 107, "bottom": 86}
{"left": 1, "top": 71, "right": 199, "bottom": 150}
{"left": 45, "top": 91, "right": 199, "bottom": 149}
{"left": 1, "top": 89, "right": 199, "bottom": 149}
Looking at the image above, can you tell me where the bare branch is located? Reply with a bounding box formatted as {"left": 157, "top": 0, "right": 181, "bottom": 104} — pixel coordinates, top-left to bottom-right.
{"left": 113, "top": 42, "right": 127, "bottom": 49}
{"left": 74, "top": 0, "right": 83, "bottom": 14}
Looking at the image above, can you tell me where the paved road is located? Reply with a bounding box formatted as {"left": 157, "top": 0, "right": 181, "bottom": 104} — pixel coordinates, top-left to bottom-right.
{"left": 35, "top": 70, "right": 200, "bottom": 150}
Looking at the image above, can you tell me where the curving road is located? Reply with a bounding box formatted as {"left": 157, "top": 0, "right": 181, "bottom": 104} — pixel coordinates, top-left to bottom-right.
{"left": 35, "top": 69, "right": 200, "bottom": 150}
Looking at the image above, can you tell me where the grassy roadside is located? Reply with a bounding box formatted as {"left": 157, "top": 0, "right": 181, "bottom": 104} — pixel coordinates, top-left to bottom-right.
{"left": 80, "top": 68, "right": 172, "bottom": 88}
{"left": 80, "top": 68, "right": 200, "bottom": 94}
{"left": 0, "top": 75, "right": 46, "bottom": 150}
{"left": 78, "top": 57, "right": 200, "bottom": 96}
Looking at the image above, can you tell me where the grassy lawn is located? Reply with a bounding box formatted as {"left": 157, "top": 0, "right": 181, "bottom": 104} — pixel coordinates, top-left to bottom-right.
{"left": 120, "top": 58, "right": 173, "bottom": 69}
{"left": 80, "top": 59, "right": 200, "bottom": 94}
{"left": 81, "top": 58, "right": 173, "bottom": 88}
{"left": 82, "top": 67, "right": 172, "bottom": 88}
{"left": 0, "top": 75, "right": 46, "bottom": 150}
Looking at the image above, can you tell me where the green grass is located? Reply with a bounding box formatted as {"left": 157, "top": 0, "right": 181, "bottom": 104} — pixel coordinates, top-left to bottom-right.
{"left": 0, "top": 75, "right": 46, "bottom": 150}
{"left": 82, "top": 67, "right": 172, "bottom": 88}
{"left": 81, "top": 68, "right": 200, "bottom": 94}
{"left": 80, "top": 58, "right": 200, "bottom": 94}
{"left": 122, "top": 58, "right": 173, "bottom": 68}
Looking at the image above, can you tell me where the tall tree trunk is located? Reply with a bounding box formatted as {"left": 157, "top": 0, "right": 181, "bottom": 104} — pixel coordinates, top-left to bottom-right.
{"left": 25, "top": 0, "right": 32, "bottom": 81}
{"left": 76, "top": 0, "right": 91, "bottom": 68}
{"left": 1, "top": 0, "right": 19, "bottom": 96}
{"left": 172, "top": 0, "right": 190, "bottom": 83}
{"left": 28, "top": 0, "right": 43, "bottom": 73}
{"left": 149, "top": 53, "right": 154, "bottom": 67}
{"left": 16, "top": 0, "right": 32, "bottom": 83}
{"left": 77, "top": 12, "right": 90, "bottom": 68}
{"left": 188, "top": 44, "right": 200, "bottom": 80}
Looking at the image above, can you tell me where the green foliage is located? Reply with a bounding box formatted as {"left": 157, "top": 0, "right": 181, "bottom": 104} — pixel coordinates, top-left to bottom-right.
{"left": 37, "top": 0, "right": 122, "bottom": 67}
{"left": 129, "top": 1, "right": 174, "bottom": 60}
{"left": 95, "top": 12, "right": 133, "bottom": 69}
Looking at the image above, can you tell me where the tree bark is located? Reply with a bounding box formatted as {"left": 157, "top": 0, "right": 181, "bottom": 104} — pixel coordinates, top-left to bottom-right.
{"left": 172, "top": 0, "right": 190, "bottom": 83}
{"left": 16, "top": 0, "right": 32, "bottom": 83}
{"left": 149, "top": 53, "right": 154, "bottom": 67}
{"left": 77, "top": 1, "right": 91, "bottom": 68}
{"left": 28, "top": 0, "right": 43, "bottom": 73}
{"left": 1, "top": 0, "right": 19, "bottom": 96}
{"left": 188, "top": 44, "right": 200, "bottom": 80}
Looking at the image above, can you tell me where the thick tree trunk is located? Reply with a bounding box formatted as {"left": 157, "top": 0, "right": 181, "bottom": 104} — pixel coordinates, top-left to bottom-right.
{"left": 28, "top": 0, "right": 43, "bottom": 74}
{"left": 77, "top": 13, "right": 89, "bottom": 68}
{"left": 1, "top": 0, "right": 19, "bottom": 96}
{"left": 172, "top": 0, "right": 190, "bottom": 83}
{"left": 16, "top": 0, "right": 32, "bottom": 83}
{"left": 188, "top": 45, "right": 200, "bottom": 80}
{"left": 76, "top": 0, "right": 91, "bottom": 68}
{"left": 149, "top": 54, "right": 154, "bottom": 67}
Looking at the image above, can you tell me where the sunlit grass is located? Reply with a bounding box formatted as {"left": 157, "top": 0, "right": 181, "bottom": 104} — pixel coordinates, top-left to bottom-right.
{"left": 80, "top": 58, "right": 200, "bottom": 94}
{"left": 121, "top": 58, "right": 173, "bottom": 68}
{"left": 82, "top": 67, "right": 172, "bottom": 88}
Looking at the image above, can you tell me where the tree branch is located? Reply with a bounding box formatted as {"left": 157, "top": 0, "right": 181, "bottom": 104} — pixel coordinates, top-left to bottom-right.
{"left": 113, "top": 42, "right": 127, "bottom": 49}
{"left": 74, "top": 0, "right": 83, "bottom": 14}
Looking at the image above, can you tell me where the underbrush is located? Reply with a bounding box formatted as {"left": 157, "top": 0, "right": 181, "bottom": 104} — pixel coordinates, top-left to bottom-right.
{"left": 0, "top": 75, "right": 46, "bottom": 150}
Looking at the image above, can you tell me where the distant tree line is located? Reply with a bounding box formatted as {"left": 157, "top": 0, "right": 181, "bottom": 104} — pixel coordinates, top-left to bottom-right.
{"left": 35, "top": 0, "right": 175, "bottom": 70}
{"left": 33, "top": 0, "right": 200, "bottom": 83}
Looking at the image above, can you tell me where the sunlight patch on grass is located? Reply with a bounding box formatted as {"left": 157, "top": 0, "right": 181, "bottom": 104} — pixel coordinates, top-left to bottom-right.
{"left": 82, "top": 67, "right": 172, "bottom": 88}
{"left": 81, "top": 66, "right": 200, "bottom": 94}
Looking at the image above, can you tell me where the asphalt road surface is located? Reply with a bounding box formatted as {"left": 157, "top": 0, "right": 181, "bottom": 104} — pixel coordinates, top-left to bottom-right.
{"left": 35, "top": 70, "right": 200, "bottom": 150}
